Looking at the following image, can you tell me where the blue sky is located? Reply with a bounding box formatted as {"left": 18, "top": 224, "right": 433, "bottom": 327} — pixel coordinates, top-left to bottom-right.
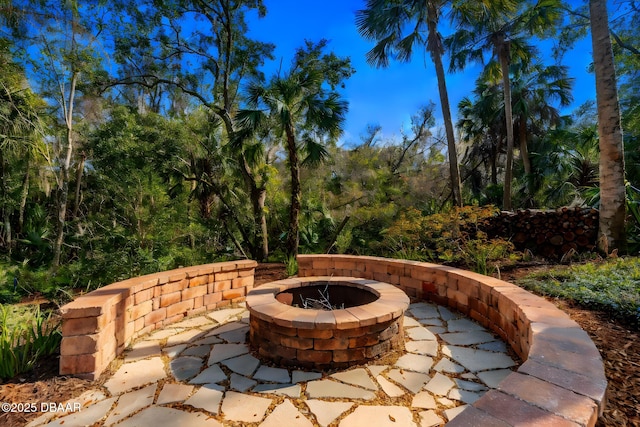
{"left": 247, "top": 0, "right": 596, "bottom": 146}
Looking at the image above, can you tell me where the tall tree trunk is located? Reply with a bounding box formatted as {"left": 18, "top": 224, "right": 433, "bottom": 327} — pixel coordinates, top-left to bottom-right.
{"left": 18, "top": 153, "right": 30, "bottom": 234}
{"left": 53, "top": 72, "right": 78, "bottom": 267}
{"left": 72, "top": 151, "right": 85, "bottom": 219}
{"left": 0, "top": 149, "right": 10, "bottom": 253}
{"left": 519, "top": 116, "right": 531, "bottom": 176}
{"left": 589, "top": 0, "right": 626, "bottom": 253}
{"left": 427, "top": 13, "right": 462, "bottom": 207}
{"left": 498, "top": 38, "right": 515, "bottom": 211}
{"left": 285, "top": 123, "right": 300, "bottom": 258}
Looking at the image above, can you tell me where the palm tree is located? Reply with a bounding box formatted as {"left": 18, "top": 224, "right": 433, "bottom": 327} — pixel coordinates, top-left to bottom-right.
{"left": 356, "top": 0, "right": 463, "bottom": 207}
{"left": 236, "top": 66, "right": 348, "bottom": 258}
{"left": 589, "top": 0, "right": 626, "bottom": 253}
{"left": 447, "top": 0, "right": 563, "bottom": 210}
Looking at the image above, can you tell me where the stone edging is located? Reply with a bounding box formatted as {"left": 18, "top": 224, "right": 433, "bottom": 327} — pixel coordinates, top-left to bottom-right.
{"left": 297, "top": 254, "right": 607, "bottom": 427}
{"left": 59, "top": 260, "right": 257, "bottom": 380}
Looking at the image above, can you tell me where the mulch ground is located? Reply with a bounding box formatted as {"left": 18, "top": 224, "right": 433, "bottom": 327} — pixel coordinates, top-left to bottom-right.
{"left": 0, "top": 263, "right": 638, "bottom": 426}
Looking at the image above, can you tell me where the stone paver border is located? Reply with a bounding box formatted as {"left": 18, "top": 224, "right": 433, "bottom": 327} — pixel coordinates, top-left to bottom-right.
{"left": 59, "top": 260, "right": 257, "bottom": 379}
{"left": 297, "top": 254, "right": 607, "bottom": 427}
{"left": 246, "top": 277, "right": 409, "bottom": 368}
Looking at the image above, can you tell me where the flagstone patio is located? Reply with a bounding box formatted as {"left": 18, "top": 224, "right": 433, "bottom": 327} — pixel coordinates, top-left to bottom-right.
{"left": 29, "top": 301, "right": 519, "bottom": 427}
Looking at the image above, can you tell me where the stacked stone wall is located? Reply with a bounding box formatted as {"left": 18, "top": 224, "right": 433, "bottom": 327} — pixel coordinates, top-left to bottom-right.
{"left": 59, "top": 260, "right": 256, "bottom": 380}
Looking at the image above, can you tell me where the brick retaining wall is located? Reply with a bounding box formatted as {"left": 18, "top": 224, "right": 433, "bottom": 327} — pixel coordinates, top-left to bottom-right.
{"left": 59, "top": 260, "right": 257, "bottom": 380}
{"left": 298, "top": 254, "right": 607, "bottom": 427}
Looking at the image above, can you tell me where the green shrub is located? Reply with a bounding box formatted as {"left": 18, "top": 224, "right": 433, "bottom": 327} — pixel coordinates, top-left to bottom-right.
{"left": 0, "top": 304, "right": 62, "bottom": 379}
{"left": 380, "top": 205, "right": 518, "bottom": 272}
{"left": 518, "top": 257, "right": 640, "bottom": 328}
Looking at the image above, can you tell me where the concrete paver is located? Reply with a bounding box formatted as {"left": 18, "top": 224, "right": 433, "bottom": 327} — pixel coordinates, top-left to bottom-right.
{"left": 221, "top": 353, "right": 260, "bottom": 376}
{"left": 189, "top": 364, "right": 227, "bottom": 384}
{"left": 207, "top": 343, "right": 249, "bottom": 365}
{"left": 259, "top": 400, "right": 313, "bottom": 427}
{"left": 395, "top": 353, "right": 434, "bottom": 374}
{"left": 253, "top": 383, "right": 302, "bottom": 397}
{"left": 448, "top": 388, "right": 483, "bottom": 404}
{"left": 166, "top": 329, "right": 205, "bottom": 347}
{"left": 104, "top": 384, "right": 156, "bottom": 425}
{"left": 412, "top": 391, "right": 437, "bottom": 409}
{"left": 163, "top": 344, "right": 187, "bottom": 358}
{"left": 386, "top": 369, "right": 431, "bottom": 394}
{"left": 376, "top": 375, "right": 405, "bottom": 397}
{"left": 183, "top": 384, "right": 224, "bottom": 414}
{"left": 220, "top": 391, "right": 272, "bottom": 423}
{"left": 229, "top": 373, "right": 257, "bottom": 392}
{"left": 292, "top": 370, "right": 323, "bottom": 383}
{"left": 331, "top": 368, "right": 378, "bottom": 390}
{"left": 306, "top": 380, "right": 376, "bottom": 400}
{"left": 207, "top": 307, "right": 245, "bottom": 323}
{"left": 433, "top": 357, "right": 465, "bottom": 374}
{"left": 419, "top": 410, "right": 444, "bottom": 427}
{"left": 104, "top": 358, "right": 166, "bottom": 395}
{"left": 217, "top": 325, "right": 249, "bottom": 342}
{"left": 476, "top": 369, "right": 513, "bottom": 388}
{"left": 117, "top": 406, "right": 223, "bottom": 427}
{"left": 367, "top": 365, "right": 387, "bottom": 377}
{"left": 305, "top": 400, "right": 354, "bottom": 427}
{"left": 254, "top": 365, "right": 291, "bottom": 383}
{"left": 182, "top": 344, "right": 211, "bottom": 357}
{"left": 425, "top": 373, "right": 456, "bottom": 396}
{"left": 444, "top": 404, "right": 469, "bottom": 421}
{"left": 407, "top": 326, "right": 438, "bottom": 341}
{"left": 442, "top": 345, "right": 517, "bottom": 372}
{"left": 170, "top": 356, "right": 203, "bottom": 381}
{"left": 124, "top": 341, "right": 161, "bottom": 362}
{"left": 45, "top": 397, "right": 117, "bottom": 427}
{"left": 339, "top": 406, "right": 416, "bottom": 427}
{"left": 156, "top": 383, "right": 194, "bottom": 405}
{"left": 440, "top": 331, "right": 496, "bottom": 345}
{"left": 454, "top": 379, "right": 488, "bottom": 392}
{"left": 406, "top": 340, "right": 439, "bottom": 356}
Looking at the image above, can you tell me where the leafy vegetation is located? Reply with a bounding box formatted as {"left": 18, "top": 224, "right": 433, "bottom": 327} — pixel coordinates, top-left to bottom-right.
{"left": 0, "top": 304, "right": 61, "bottom": 379}
{"left": 518, "top": 258, "right": 640, "bottom": 327}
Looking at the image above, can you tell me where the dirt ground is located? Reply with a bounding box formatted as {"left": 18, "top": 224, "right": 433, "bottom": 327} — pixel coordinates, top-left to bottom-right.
{"left": 0, "top": 263, "right": 638, "bottom": 427}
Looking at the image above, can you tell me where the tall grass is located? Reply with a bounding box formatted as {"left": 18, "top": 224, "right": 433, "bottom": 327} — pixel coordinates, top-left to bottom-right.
{"left": 0, "top": 304, "right": 62, "bottom": 379}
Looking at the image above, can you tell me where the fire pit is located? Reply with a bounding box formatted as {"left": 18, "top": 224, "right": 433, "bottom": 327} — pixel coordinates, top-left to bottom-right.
{"left": 246, "top": 277, "right": 409, "bottom": 369}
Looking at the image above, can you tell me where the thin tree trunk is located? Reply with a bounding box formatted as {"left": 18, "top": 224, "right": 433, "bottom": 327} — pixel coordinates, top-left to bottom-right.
{"left": 285, "top": 123, "right": 300, "bottom": 258}
{"left": 252, "top": 185, "right": 268, "bottom": 261}
{"left": 589, "top": 0, "right": 626, "bottom": 253}
{"left": 53, "top": 72, "right": 78, "bottom": 267}
{"left": 18, "top": 153, "right": 30, "bottom": 234}
{"left": 519, "top": 116, "right": 531, "bottom": 176}
{"left": 428, "top": 15, "right": 462, "bottom": 207}
{"left": 72, "top": 151, "right": 85, "bottom": 219}
{"left": 499, "top": 40, "right": 515, "bottom": 211}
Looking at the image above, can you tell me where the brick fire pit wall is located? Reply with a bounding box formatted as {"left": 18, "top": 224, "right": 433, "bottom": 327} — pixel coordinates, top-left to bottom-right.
{"left": 59, "top": 260, "right": 257, "bottom": 380}
{"left": 298, "top": 254, "right": 607, "bottom": 427}
{"left": 247, "top": 277, "right": 409, "bottom": 369}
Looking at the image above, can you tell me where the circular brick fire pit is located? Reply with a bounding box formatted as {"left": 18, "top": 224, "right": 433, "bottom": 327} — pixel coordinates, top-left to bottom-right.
{"left": 246, "top": 277, "right": 410, "bottom": 369}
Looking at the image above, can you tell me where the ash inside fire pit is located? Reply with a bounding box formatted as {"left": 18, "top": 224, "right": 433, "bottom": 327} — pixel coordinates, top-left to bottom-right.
{"left": 275, "top": 282, "right": 378, "bottom": 310}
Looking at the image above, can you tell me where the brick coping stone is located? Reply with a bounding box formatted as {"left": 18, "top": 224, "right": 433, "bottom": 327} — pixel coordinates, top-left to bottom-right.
{"left": 297, "top": 254, "right": 607, "bottom": 427}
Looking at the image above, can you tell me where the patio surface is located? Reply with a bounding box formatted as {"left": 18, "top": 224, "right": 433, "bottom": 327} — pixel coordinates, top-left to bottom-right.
{"left": 29, "top": 301, "right": 518, "bottom": 427}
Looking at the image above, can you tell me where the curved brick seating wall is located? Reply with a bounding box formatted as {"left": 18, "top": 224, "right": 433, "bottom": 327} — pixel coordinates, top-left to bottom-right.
{"left": 297, "top": 254, "right": 607, "bottom": 427}
{"left": 59, "top": 260, "right": 257, "bottom": 380}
